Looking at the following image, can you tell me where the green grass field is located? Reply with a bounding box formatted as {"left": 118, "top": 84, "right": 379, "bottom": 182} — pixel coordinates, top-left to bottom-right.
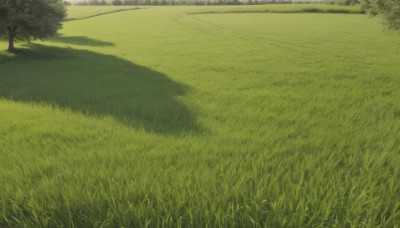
{"left": 1, "top": 5, "right": 400, "bottom": 227}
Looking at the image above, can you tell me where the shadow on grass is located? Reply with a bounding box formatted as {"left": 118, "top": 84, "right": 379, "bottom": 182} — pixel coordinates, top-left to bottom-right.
{"left": 50, "top": 34, "right": 114, "bottom": 47}
{"left": 0, "top": 44, "right": 199, "bottom": 134}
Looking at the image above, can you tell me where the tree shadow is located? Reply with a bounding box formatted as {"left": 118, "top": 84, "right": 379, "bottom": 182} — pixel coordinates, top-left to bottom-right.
{"left": 50, "top": 34, "right": 114, "bottom": 47}
{"left": 0, "top": 44, "right": 200, "bottom": 134}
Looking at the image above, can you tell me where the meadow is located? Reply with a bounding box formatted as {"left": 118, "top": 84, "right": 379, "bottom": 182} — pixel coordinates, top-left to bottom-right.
{"left": 1, "top": 5, "right": 400, "bottom": 227}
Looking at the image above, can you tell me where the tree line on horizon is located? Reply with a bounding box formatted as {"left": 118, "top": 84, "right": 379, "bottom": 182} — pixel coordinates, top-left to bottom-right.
{"left": 71, "top": 0, "right": 360, "bottom": 6}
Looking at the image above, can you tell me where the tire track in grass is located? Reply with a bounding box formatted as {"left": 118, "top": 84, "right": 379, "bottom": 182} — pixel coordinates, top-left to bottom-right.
{"left": 185, "top": 13, "right": 383, "bottom": 65}
{"left": 65, "top": 7, "right": 143, "bottom": 21}
{"left": 186, "top": 13, "right": 328, "bottom": 55}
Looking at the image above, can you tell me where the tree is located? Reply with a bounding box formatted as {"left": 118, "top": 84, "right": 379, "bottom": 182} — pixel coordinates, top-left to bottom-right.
{"left": 0, "top": 0, "right": 66, "bottom": 52}
{"left": 364, "top": 0, "right": 400, "bottom": 30}
{"left": 335, "top": 0, "right": 359, "bottom": 5}
{"left": 112, "top": 0, "right": 124, "bottom": 5}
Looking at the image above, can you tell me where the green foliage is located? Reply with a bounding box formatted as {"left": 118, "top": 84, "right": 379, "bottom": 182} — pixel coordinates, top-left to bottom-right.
{"left": 189, "top": 4, "right": 363, "bottom": 14}
{"left": 335, "top": 0, "right": 359, "bottom": 6}
{"left": 364, "top": 0, "right": 400, "bottom": 30}
{"left": 0, "top": 5, "right": 400, "bottom": 227}
{"left": 0, "top": 0, "right": 66, "bottom": 51}
{"left": 75, "top": 0, "right": 321, "bottom": 6}
{"left": 376, "top": 0, "right": 400, "bottom": 30}
{"left": 112, "top": 0, "right": 124, "bottom": 4}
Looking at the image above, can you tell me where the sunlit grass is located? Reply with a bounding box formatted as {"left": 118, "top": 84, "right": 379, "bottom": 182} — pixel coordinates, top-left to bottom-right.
{"left": 1, "top": 5, "right": 400, "bottom": 227}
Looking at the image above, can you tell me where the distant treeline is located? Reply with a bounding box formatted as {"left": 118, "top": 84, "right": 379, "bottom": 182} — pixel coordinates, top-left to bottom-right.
{"left": 69, "top": 0, "right": 359, "bottom": 6}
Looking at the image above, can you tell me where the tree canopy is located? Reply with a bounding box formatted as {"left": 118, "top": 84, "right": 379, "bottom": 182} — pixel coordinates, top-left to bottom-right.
{"left": 364, "top": 0, "right": 400, "bottom": 30}
{"left": 0, "top": 0, "right": 66, "bottom": 52}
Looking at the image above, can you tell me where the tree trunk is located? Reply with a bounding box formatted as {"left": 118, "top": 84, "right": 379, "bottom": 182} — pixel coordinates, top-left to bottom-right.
{"left": 7, "top": 26, "right": 15, "bottom": 53}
